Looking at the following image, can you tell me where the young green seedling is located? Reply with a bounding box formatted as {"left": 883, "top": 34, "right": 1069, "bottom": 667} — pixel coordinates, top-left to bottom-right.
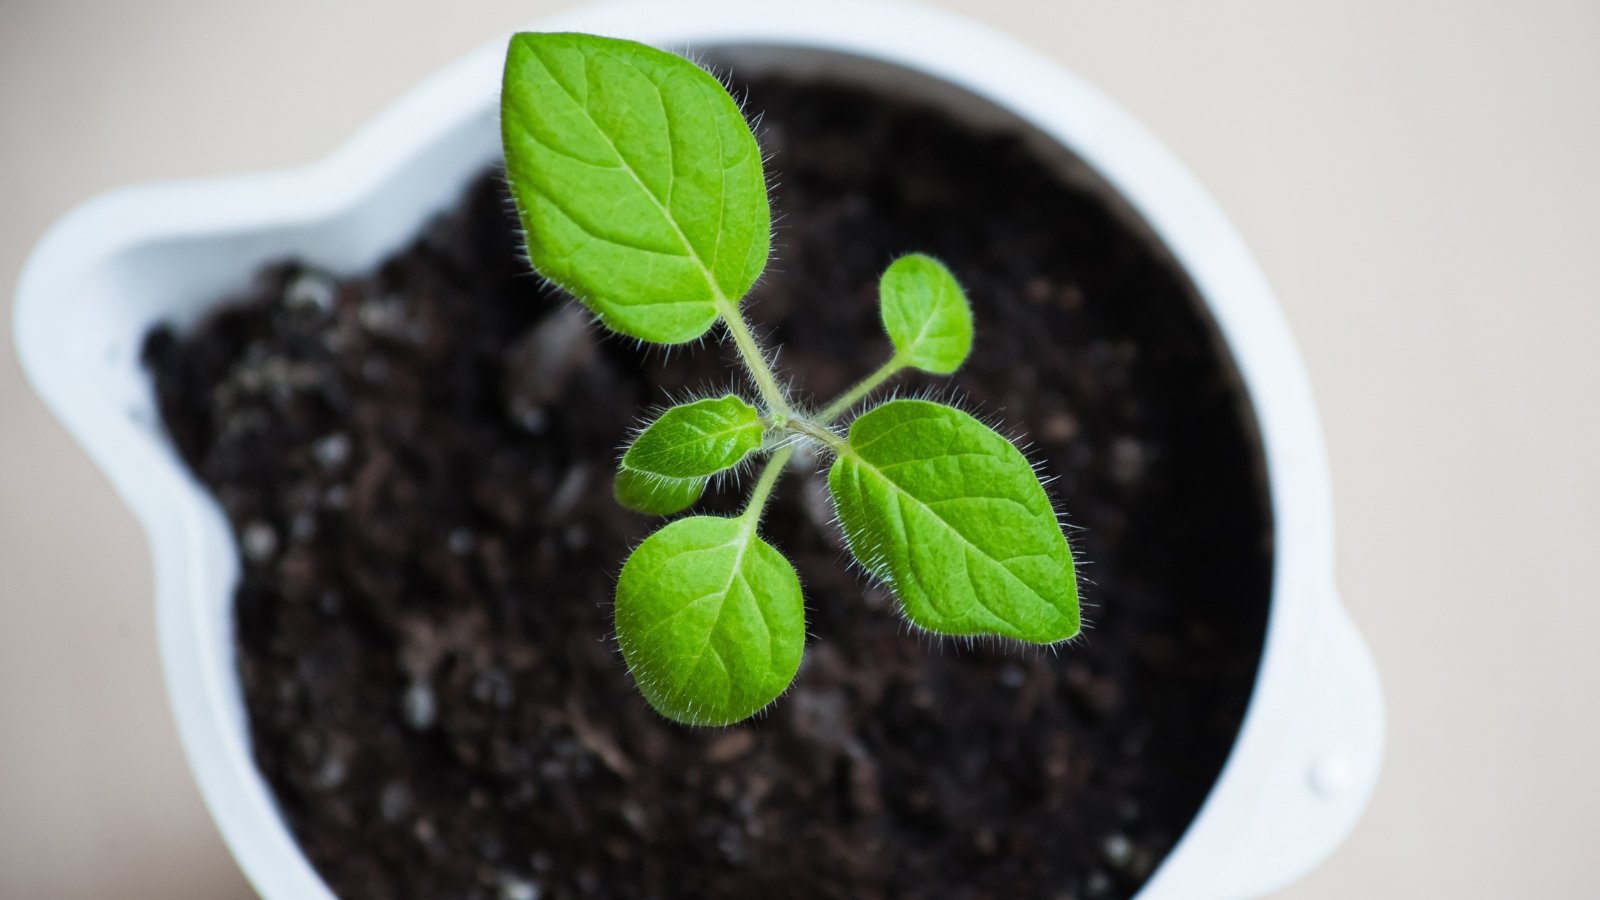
{"left": 501, "top": 32, "right": 1080, "bottom": 726}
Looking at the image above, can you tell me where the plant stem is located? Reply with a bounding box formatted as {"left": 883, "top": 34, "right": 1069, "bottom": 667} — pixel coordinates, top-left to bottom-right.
{"left": 717, "top": 300, "right": 793, "bottom": 420}
{"left": 787, "top": 418, "right": 848, "bottom": 455}
{"left": 740, "top": 445, "right": 795, "bottom": 527}
{"left": 816, "top": 355, "right": 905, "bottom": 425}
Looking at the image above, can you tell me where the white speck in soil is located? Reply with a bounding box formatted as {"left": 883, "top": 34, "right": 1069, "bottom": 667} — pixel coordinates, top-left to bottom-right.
{"left": 323, "top": 485, "right": 350, "bottom": 509}
{"left": 290, "top": 512, "right": 317, "bottom": 542}
{"left": 1041, "top": 412, "right": 1080, "bottom": 444}
{"left": 1110, "top": 437, "right": 1147, "bottom": 486}
{"left": 312, "top": 753, "right": 347, "bottom": 791}
{"left": 311, "top": 432, "right": 351, "bottom": 470}
{"left": 402, "top": 680, "right": 437, "bottom": 731}
{"left": 619, "top": 800, "right": 649, "bottom": 835}
{"left": 789, "top": 685, "right": 851, "bottom": 750}
{"left": 447, "top": 527, "right": 475, "bottom": 556}
{"left": 358, "top": 296, "right": 410, "bottom": 337}
{"left": 284, "top": 270, "right": 337, "bottom": 313}
{"left": 999, "top": 663, "right": 1027, "bottom": 688}
{"left": 717, "top": 824, "right": 747, "bottom": 866}
{"left": 704, "top": 730, "right": 756, "bottom": 764}
{"left": 1043, "top": 752, "right": 1070, "bottom": 780}
{"left": 241, "top": 520, "right": 278, "bottom": 563}
{"left": 1085, "top": 870, "right": 1113, "bottom": 896}
{"left": 473, "top": 667, "right": 514, "bottom": 708}
{"left": 546, "top": 465, "right": 590, "bottom": 521}
{"left": 518, "top": 407, "right": 549, "bottom": 434}
{"left": 413, "top": 817, "right": 437, "bottom": 847}
{"left": 379, "top": 781, "right": 412, "bottom": 823}
{"left": 498, "top": 874, "right": 541, "bottom": 900}
{"left": 1102, "top": 832, "right": 1133, "bottom": 869}
{"left": 562, "top": 524, "right": 589, "bottom": 550}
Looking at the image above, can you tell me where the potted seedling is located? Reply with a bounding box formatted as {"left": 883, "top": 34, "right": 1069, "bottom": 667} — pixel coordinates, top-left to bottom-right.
{"left": 501, "top": 33, "right": 1079, "bottom": 726}
{"left": 16, "top": 3, "right": 1382, "bottom": 898}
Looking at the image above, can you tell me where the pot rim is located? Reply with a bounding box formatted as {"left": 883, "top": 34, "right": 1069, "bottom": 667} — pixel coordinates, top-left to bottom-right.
{"left": 13, "top": 2, "right": 1383, "bottom": 897}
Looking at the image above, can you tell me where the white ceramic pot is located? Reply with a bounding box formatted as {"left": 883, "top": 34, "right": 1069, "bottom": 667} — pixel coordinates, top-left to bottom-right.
{"left": 14, "top": 1, "right": 1382, "bottom": 897}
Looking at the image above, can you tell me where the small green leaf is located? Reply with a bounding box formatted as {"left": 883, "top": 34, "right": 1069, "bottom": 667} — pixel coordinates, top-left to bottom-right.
{"left": 501, "top": 33, "right": 771, "bottom": 344}
{"left": 614, "top": 468, "right": 706, "bottom": 516}
{"left": 828, "top": 400, "right": 1078, "bottom": 642}
{"left": 623, "top": 395, "right": 764, "bottom": 480}
{"left": 878, "top": 254, "right": 973, "bottom": 374}
{"left": 616, "top": 516, "right": 806, "bottom": 725}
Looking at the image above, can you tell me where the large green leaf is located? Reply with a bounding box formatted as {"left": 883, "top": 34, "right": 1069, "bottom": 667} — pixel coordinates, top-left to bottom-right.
{"left": 614, "top": 468, "right": 706, "bottom": 516}
{"left": 615, "top": 515, "right": 805, "bottom": 725}
{"left": 878, "top": 254, "right": 973, "bottom": 374}
{"left": 828, "top": 400, "right": 1078, "bottom": 642}
{"left": 622, "top": 395, "right": 764, "bottom": 479}
{"left": 501, "top": 32, "right": 771, "bottom": 344}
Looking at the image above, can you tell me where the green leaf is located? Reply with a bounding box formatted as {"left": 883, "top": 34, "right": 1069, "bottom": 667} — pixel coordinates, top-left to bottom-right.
{"left": 615, "top": 515, "right": 806, "bottom": 725}
{"left": 614, "top": 468, "right": 706, "bottom": 516}
{"left": 828, "top": 400, "right": 1078, "bottom": 642}
{"left": 501, "top": 32, "right": 771, "bottom": 344}
{"left": 623, "top": 395, "right": 764, "bottom": 480}
{"left": 878, "top": 254, "right": 973, "bottom": 374}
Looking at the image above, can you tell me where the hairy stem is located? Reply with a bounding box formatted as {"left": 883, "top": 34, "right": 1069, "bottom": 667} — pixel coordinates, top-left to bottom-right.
{"left": 787, "top": 418, "right": 848, "bottom": 455}
{"left": 717, "top": 301, "right": 794, "bottom": 420}
{"left": 740, "top": 445, "right": 795, "bottom": 526}
{"left": 816, "top": 355, "right": 905, "bottom": 425}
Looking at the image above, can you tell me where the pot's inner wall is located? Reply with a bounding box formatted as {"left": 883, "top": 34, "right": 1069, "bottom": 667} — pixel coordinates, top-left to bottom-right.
{"left": 144, "top": 48, "right": 1273, "bottom": 900}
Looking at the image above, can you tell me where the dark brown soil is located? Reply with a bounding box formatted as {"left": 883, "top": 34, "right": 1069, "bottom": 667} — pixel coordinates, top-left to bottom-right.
{"left": 144, "top": 76, "right": 1271, "bottom": 900}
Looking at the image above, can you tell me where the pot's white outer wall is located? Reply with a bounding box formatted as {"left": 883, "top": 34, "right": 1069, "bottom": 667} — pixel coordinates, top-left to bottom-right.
{"left": 13, "top": 2, "right": 1383, "bottom": 898}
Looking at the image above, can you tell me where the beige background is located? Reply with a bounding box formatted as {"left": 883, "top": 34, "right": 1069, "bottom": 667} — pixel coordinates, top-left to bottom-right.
{"left": 3, "top": 0, "right": 1596, "bottom": 897}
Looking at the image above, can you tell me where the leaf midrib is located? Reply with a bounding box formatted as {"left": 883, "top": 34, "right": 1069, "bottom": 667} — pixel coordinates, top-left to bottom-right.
{"left": 627, "top": 520, "right": 765, "bottom": 677}
{"left": 525, "top": 44, "right": 733, "bottom": 310}
{"left": 628, "top": 411, "right": 760, "bottom": 476}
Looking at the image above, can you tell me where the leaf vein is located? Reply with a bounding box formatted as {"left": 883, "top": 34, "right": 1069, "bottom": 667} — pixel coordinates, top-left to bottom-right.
{"left": 523, "top": 45, "right": 728, "bottom": 303}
